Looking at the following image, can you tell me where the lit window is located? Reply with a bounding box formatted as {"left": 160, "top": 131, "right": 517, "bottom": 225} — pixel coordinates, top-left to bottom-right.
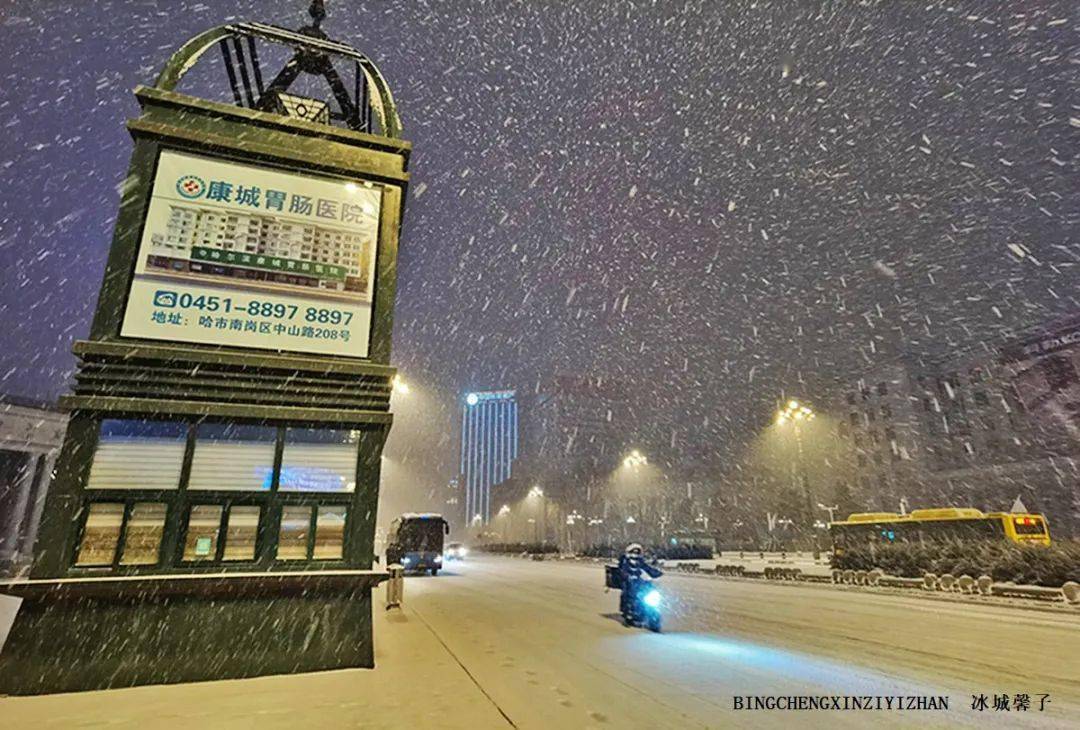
{"left": 279, "top": 429, "right": 358, "bottom": 492}
{"left": 277, "top": 506, "right": 312, "bottom": 560}
{"left": 119, "top": 503, "right": 167, "bottom": 565}
{"left": 313, "top": 506, "right": 347, "bottom": 560}
{"left": 75, "top": 503, "right": 124, "bottom": 566}
{"left": 188, "top": 423, "right": 276, "bottom": 491}
{"left": 222, "top": 506, "right": 260, "bottom": 561}
{"left": 182, "top": 505, "right": 224, "bottom": 561}
{"left": 86, "top": 419, "right": 187, "bottom": 490}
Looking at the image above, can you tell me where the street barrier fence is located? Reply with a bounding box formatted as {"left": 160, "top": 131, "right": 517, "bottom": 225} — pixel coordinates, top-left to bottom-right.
{"left": 659, "top": 556, "right": 1079, "bottom": 607}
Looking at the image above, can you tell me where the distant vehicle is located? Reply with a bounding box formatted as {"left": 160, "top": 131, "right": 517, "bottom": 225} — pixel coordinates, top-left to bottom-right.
{"left": 667, "top": 530, "right": 716, "bottom": 554}
{"left": 445, "top": 542, "right": 468, "bottom": 560}
{"left": 386, "top": 513, "right": 450, "bottom": 575}
{"left": 829, "top": 507, "right": 1051, "bottom": 556}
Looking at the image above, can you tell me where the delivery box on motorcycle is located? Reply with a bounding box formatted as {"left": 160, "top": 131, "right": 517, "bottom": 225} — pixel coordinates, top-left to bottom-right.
{"left": 605, "top": 564, "right": 622, "bottom": 590}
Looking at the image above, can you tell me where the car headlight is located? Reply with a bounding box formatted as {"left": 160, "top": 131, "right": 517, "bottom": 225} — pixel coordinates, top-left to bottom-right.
{"left": 459, "top": 548, "right": 468, "bottom": 557}
{"left": 402, "top": 557, "right": 411, "bottom": 565}
{"left": 643, "top": 590, "right": 661, "bottom": 608}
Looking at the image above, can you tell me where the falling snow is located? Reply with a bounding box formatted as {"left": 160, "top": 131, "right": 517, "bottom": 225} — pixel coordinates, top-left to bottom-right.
{"left": 0, "top": 0, "right": 1077, "bottom": 529}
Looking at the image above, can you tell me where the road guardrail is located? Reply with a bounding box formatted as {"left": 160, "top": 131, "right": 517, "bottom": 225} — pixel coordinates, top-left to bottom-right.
{"left": 524, "top": 553, "right": 1079, "bottom": 608}
{"left": 669, "top": 557, "right": 1078, "bottom": 607}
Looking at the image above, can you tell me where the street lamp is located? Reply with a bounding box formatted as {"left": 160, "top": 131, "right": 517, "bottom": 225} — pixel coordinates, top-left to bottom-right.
{"left": 817, "top": 503, "right": 839, "bottom": 523}
{"left": 529, "top": 486, "right": 545, "bottom": 544}
{"left": 465, "top": 392, "right": 479, "bottom": 406}
{"left": 776, "top": 399, "right": 816, "bottom": 526}
{"left": 565, "top": 510, "right": 583, "bottom": 553}
{"left": 391, "top": 374, "right": 410, "bottom": 395}
{"left": 623, "top": 449, "right": 648, "bottom": 469}
{"left": 498, "top": 504, "right": 511, "bottom": 541}
{"left": 776, "top": 399, "right": 815, "bottom": 425}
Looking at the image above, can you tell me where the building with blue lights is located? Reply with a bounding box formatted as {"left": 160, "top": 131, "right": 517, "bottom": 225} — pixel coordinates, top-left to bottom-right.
{"left": 461, "top": 390, "right": 519, "bottom": 525}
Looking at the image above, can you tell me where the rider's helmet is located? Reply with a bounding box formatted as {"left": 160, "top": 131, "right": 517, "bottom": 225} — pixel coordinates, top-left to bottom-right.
{"left": 625, "top": 543, "right": 643, "bottom": 557}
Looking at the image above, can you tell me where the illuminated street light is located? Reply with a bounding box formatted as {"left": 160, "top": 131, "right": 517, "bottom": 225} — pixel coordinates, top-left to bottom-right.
{"left": 391, "top": 374, "right": 410, "bottom": 395}
{"left": 778, "top": 400, "right": 814, "bottom": 424}
{"left": 529, "top": 486, "right": 545, "bottom": 542}
{"left": 817, "top": 503, "right": 839, "bottom": 522}
{"left": 622, "top": 449, "right": 648, "bottom": 469}
{"left": 776, "top": 398, "right": 817, "bottom": 528}
{"left": 465, "top": 392, "right": 479, "bottom": 406}
{"left": 497, "top": 504, "right": 512, "bottom": 541}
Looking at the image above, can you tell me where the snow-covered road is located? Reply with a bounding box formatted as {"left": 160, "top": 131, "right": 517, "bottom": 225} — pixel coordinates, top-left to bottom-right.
{"left": 402, "top": 555, "right": 1080, "bottom": 729}
{"left": 3, "top": 555, "right": 1076, "bottom": 729}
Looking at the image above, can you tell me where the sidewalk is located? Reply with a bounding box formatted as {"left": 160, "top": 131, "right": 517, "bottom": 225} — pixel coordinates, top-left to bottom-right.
{"left": 0, "top": 603, "right": 512, "bottom": 729}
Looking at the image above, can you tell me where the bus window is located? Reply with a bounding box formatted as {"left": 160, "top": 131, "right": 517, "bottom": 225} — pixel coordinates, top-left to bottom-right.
{"left": 1012, "top": 516, "right": 1047, "bottom": 536}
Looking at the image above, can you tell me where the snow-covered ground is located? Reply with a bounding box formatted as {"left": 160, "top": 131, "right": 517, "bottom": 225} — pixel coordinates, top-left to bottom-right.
{"left": 3, "top": 555, "right": 1077, "bottom": 728}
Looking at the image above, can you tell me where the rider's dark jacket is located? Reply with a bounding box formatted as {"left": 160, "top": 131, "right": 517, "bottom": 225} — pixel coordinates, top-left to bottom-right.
{"left": 617, "top": 553, "right": 662, "bottom": 587}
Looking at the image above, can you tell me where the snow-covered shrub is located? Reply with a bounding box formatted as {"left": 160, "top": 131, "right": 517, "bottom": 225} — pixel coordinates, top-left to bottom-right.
{"left": 832, "top": 540, "right": 1080, "bottom": 587}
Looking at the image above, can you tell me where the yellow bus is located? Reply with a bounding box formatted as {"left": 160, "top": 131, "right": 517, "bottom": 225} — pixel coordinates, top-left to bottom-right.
{"left": 829, "top": 507, "right": 1051, "bottom": 555}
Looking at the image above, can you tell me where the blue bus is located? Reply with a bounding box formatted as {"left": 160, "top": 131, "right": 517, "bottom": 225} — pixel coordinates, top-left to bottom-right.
{"left": 386, "top": 513, "right": 450, "bottom": 575}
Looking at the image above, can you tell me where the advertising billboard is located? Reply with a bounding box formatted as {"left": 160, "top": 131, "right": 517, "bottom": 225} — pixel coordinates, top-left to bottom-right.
{"left": 1001, "top": 317, "right": 1080, "bottom": 432}
{"left": 120, "top": 150, "right": 383, "bottom": 358}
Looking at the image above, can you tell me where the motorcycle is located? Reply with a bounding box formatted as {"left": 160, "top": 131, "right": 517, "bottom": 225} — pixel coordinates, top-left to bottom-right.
{"left": 606, "top": 565, "right": 663, "bottom": 633}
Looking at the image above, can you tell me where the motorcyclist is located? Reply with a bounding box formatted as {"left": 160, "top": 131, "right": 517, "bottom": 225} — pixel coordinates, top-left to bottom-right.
{"left": 617, "top": 543, "right": 662, "bottom": 617}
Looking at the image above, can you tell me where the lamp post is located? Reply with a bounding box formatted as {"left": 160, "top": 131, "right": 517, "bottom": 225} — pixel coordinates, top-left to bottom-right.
{"left": 498, "top": 504, "right": 511, "bottom": 542}
{"left": 776, "top": 400, "right": 815, "bottom": 525}
{"left": 619, "top": 450, "right": 648, "bottom": 541}
{"left": 565, "top": 511, "right": 582, "bottom": 553}
{"left": 588, "top": 517, "right": 604, "bottom": 548}
{"left": 817, "top": 502, "right": 838, "bottom": 523}
{"left": 529, "top": 485, "right": 544, "bottom": 544}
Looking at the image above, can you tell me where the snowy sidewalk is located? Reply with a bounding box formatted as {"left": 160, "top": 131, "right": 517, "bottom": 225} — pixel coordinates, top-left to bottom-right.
{"left": 0, "top": 603, "right": 513, "bottom": 729}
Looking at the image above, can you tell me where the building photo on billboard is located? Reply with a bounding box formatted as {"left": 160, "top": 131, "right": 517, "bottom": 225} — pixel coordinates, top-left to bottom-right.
{"left": 1003, "top": 316, "right": 1080, "bottom": 436}
{"left": 119, "top": 150, "right": 384, "bottom": 358}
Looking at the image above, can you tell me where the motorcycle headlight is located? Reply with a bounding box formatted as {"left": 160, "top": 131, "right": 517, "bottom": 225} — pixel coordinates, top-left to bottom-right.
{"left": 435, "top": 555, "right": 443, "bottom": 563}
{"left": 643, "top": 590, "right": 662, "bottom": 608}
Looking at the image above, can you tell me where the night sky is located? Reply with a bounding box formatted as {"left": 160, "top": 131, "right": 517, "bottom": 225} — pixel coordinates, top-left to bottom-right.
{"left": 0, "top": 1, "right": 1077, "bottom": 477}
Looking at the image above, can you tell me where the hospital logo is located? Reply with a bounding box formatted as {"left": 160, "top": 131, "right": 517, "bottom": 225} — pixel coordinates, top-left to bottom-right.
{"left": 176, "top": 174, "right": 206, "bottom": 199}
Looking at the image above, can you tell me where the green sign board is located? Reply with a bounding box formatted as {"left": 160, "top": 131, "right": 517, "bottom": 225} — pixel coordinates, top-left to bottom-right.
{"left": 191, "top": 245, "right": 348, "bottom": 282}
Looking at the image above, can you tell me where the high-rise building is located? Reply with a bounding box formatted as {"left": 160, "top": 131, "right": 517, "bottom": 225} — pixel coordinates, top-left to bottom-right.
{"left": 460, "top": 390, "right": 519, "bottom": 525}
